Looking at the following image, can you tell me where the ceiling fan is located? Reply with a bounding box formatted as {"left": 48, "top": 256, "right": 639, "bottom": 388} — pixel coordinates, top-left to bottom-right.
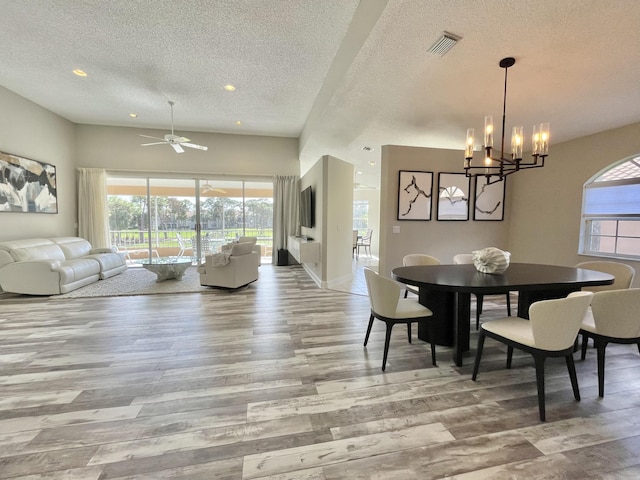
{"left": 201, "top": 181, "right": 226, "bottom": 194}
{"left": 140, "top": 101, "right": 208, "bottom": 153}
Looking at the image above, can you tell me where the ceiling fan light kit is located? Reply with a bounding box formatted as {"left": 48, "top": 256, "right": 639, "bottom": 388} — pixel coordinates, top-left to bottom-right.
{"left": 464, "top": 57, "right": 549, "bottom": 185}
{"left": 140, "top": 101, "right": 208, "bottom": 153}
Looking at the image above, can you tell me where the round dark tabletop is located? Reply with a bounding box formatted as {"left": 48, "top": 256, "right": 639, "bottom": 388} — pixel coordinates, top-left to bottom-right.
{"left": 392, "top": 263, "right": 614, "bottom": 294}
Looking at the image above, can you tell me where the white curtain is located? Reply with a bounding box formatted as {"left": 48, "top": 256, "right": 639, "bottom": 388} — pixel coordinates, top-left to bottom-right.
{"left": 77, "top": 168, "right": 111, "bottom": 249}
{"left": 273, "top": 175, "right": 299, "bottom": 264}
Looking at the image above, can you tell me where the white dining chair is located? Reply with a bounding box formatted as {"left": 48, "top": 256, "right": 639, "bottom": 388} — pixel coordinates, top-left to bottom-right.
{"left": 454, "top": 253, "right": 511, "bottom": 328}
{"left": 574, "top": 260, "right": 636, "bottom": 351}
{"left": 364, "top": 268, "right": 437, "bottom": 371}
{"left": 579, "top": 288, "right": 640, "bottom": 397}
{"left": 402, "top": 254, "right": 440, "bottom": 298}
{"left": 574, "top": 261, "right": 635, "bottom": 292}
{"left": 472, "top": 291, "right": 593, "bottom": 421}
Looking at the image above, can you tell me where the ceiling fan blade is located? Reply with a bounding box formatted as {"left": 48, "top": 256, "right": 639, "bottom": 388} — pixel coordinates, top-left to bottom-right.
{"left": 171, "top": 143, "right": 185, "bottom": 154}
{"left": 182, "top": 142, "right": 208, "bottom": 151}
{"left": 139, "top": 134, "right": 165, "bottom": 141}
{"left": 141, "top": 142, "right": 167, "bottom": 146}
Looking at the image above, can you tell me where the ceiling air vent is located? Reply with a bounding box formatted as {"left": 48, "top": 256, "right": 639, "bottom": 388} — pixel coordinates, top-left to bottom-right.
{"left": 427, "top": 32, "right": 461, "bottom": 57}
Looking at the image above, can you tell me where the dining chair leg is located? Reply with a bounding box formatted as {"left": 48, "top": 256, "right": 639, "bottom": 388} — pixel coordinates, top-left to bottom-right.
{"left": 506, "top": 346, "right": 514, "bottom": 369}
{"left": 533, "top": 354, "right": 547, "bottom": 422}
{"left": 565, "top": 353, "right": 580, "bottom": 401}
{"left": 407, "top": 323, "right": 412, "bottom": 343}
{"left": 595, "top": 340, "right": 609, "bottom": 397}
{"left": 403, "top": 290, "right": 409, "bottom": 299}
{"left": 426, "top": 320, "right": 437, "bottom": 366}
{"left": 382, "top": 322, "right": 394, "bottom": 371}
{"left": 475, "top": 294, "right": 484, "bottom": 330}
{"left": 364, "top": 314, "right": 375, "bottom": 346}
{"left": 472, "top": 332, "right": 486, "bottom": 381}
{"left": 580, "top": 333, "right": 589, "bottom": 360}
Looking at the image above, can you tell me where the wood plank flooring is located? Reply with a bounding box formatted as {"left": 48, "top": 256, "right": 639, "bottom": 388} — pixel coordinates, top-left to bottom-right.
{"left": 2, "top": 264, "right": 640, "bottom": 479}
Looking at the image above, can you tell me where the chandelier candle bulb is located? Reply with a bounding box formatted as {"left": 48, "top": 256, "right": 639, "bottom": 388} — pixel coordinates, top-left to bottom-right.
{"left": 532, "top": 124, "right": 540, "bottom": 155}
{"left": 511, "top": 126, "right": 523, "bottom": 160}
{"left": 484, "top": 116, "right": 494, "bottom": 148}
{"left": 465, "top": 129, "right": 475, "bottom": 159}
{"left": 539, "top": 123, "right": 550, "bottom": 156}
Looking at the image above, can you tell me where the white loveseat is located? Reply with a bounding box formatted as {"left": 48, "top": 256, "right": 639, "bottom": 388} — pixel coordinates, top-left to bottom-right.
{"left": 197, "top": 242, "right": 260, "bottom": 289}
{"left": 0, "top": 237, "right": 127, "bottom": 295}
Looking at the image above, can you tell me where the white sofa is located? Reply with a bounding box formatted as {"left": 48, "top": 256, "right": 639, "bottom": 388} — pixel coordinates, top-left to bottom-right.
{"left": 197, "top": 242, "right": 260, "bottom": 289}
{"left": 0, "top": 237, "right": 127, "bottom": 295}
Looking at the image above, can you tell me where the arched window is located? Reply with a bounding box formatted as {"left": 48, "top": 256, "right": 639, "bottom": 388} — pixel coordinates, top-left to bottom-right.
{"left": 581, "top": 154, "right": 640, "bottom": 258}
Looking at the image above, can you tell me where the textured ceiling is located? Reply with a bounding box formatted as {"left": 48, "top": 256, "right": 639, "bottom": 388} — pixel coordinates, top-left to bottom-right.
{"left": 1, "top": 0, "right": 640, "bottom": 190}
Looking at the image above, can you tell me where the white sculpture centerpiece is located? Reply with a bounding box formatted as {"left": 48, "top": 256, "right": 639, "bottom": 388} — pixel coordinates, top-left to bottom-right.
{"left": 472, "top": 247, "right": 511, "bottom": 274}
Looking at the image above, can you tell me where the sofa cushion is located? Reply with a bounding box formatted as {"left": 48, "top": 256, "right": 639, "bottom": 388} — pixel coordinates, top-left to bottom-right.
{"left": 0, "top": 238, "right": 65, "bottom": 263}
{"left": 57, "top": 258, "right": 101, "bottom": 283}
{"left": 231, "top": 242, "right": 254, "bottom": 256}
{"left": 50, "top": 237, "right": 92, "bottom": 259}
{"left": 85, "top": 252, "right": 126, "bottom": 271}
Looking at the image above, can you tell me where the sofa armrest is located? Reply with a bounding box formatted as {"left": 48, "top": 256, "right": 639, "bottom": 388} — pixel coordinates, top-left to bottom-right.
{"left": 0, "top": 260, "right": 63, "bottom": 295}
{"left": 91, "top": 247, "right": 117, "bottom": 254}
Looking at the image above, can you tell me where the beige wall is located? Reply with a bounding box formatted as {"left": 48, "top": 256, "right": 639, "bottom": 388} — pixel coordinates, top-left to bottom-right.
{"left": 508, "top": 122, "right": 640, "bottom": 285}
{"left": 299, "top": 155, "right": 354, "bottom": 287}
{"left": 299, "top": 158, "right": 323, "bottom": 283}
{"left": 0, "top": 86, "right": 77, "bottom": 240}
{"left": 378, "top": 145, "right": 510, "bottom": 277}
{"left": 324, "top": 156, "right": 354, "bottom": 287}
{"left": 76, "top": 124, "right": 299, "bottom": 177}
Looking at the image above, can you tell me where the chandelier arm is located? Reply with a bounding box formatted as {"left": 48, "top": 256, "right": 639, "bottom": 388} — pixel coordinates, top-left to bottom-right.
{"left": 501, "top": 64, "right": 509, "bottom": 162}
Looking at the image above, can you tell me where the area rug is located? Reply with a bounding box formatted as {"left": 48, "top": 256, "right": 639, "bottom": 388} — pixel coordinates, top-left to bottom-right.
{"left": 56, "top": 267, "right": 220, "bottom": 298}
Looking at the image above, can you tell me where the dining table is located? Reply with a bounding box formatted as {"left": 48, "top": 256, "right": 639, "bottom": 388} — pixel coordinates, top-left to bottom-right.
{"left": 392, "top": 263, "right": 615, "bottom": 366}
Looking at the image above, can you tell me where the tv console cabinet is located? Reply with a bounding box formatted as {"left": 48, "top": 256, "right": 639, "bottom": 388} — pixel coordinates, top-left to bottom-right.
{"left": 288, "top": 236, "right": 320, "bottom": 264}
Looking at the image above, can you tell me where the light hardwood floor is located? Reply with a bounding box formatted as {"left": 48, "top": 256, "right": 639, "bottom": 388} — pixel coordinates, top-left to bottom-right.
{"left": 1, "top": 264, "right": 640, "bottom": 479}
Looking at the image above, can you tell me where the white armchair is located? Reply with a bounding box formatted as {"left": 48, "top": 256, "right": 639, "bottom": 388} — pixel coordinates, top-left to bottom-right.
{"left": 197, "top": 242, "right": 260, "bottom": 288}
{"left": 220, "top": 236, "right": 261, "bottom": 256}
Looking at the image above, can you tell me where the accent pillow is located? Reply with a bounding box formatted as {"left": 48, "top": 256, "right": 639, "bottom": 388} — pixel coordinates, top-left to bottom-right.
{"left": 231, "top": 242, "right": 254, "bottom": 256}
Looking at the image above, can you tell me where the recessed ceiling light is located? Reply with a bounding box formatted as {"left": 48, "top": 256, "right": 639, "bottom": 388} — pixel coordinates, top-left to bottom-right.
{"left": 129, "top": 113, "right": 138, "bottom": 118}
{"left": 224, "top": 84, "right": 236, "bottom": 91}
{"left": 73, "top": 69, "right": 87, "bottom": 77}
{"left": 235, "top": 120, "right": 242, "bottom": 126}
{"left": 356, "top": 170, "right": 363, "bottom": 175}
{"left": 368, "top": 160, "right": 377, "bottom": 166}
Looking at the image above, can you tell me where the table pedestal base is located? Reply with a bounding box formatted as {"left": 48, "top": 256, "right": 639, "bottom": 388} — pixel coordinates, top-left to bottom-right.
{"left": 142, "top": 263, "right": 191, "bottom": 282}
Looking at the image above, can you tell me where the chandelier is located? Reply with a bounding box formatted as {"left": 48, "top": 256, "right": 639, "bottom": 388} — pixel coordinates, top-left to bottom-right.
{"left": 464, "top": 57, "right": 549, "bottom": 185}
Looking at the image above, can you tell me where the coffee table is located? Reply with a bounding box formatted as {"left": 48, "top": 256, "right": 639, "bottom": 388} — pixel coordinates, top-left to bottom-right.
{"left": 139, "top": 257, "right": 192, "bottom": 282}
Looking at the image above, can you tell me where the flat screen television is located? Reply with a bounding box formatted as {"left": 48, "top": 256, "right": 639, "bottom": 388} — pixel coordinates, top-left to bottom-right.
{"left": 300, "top": 186, "right": 314, "bottom": 228}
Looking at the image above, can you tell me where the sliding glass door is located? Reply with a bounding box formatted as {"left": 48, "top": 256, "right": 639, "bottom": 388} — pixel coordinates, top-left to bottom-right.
{"left": 107, "top": 176, "right": 273, "bottom": 264}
